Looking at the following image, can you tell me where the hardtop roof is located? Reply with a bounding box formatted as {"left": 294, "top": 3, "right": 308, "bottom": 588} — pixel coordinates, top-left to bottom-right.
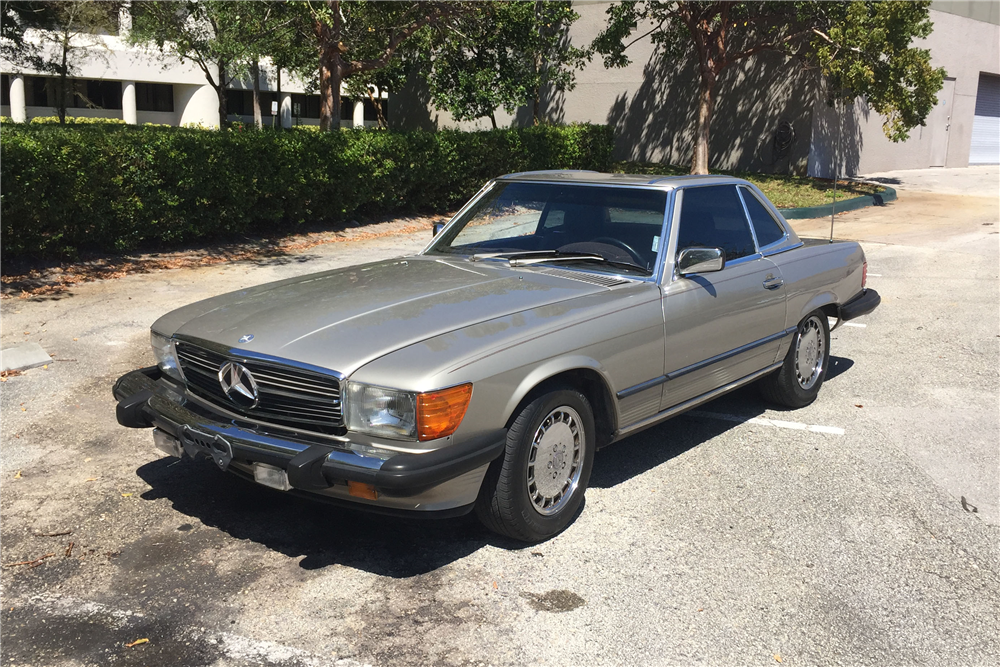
{"left": 496, "top": 170, "right": 751, "bottom": 189}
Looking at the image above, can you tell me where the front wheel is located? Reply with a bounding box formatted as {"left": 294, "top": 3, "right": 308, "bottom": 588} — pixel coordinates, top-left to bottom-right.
{"left": 475, "top": 387, "right": 596, "bottom": 542}
{"left": 759, "top": 311, "right": 831, "bottom": 408}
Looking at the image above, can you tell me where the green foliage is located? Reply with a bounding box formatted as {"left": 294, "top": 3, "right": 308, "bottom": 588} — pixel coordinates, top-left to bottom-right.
{"left": 0, "top": 123, "right": 613, "bottom": 258}
{"left": 423, "top": 1, "right": 589, "bottom": 126}
{"left": 808, "top": 1, "right": 944, "bottom": 142}
{"left": 593, "top": 1, "right": 945, "bottom": 145}
{"left": 28, "top": 115, "right": 126, "bottom": 125}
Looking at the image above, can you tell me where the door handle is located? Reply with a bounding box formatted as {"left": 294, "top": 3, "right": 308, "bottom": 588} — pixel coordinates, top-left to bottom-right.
{"left": 762, "top": 277, "right": 784, "bottom": 290}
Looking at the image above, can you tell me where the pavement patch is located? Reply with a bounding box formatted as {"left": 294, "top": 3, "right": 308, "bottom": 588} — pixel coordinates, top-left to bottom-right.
{"left": 1, "top": 342, "right": 51, "bottom": 372}
{"left": 4, "top": 593, "right": 366, "bottom": 667}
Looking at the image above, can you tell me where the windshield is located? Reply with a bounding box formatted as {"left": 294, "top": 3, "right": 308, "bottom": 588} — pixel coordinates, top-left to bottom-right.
{"left": 426, "top": 182, "right": 668, "bottom": 275}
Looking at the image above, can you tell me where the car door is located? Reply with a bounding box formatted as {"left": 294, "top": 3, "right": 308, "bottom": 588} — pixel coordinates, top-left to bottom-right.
{"left": 658, "top": 184, "right": 788, "bottom": 410}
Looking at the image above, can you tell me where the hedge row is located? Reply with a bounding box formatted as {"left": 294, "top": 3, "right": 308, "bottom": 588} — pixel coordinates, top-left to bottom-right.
{"left": 0, "top": 123, "right": 613, "bottom": 258}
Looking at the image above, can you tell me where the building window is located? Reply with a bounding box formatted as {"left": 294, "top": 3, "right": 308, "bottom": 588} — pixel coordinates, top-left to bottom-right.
{"left": 136, "top": 83, "right": 173, "bottom": 112}
{"left": 227, "top": 89, "right": 277, "bottom": 117}
{"left": 28, "top": 76, "right": 49, "bottom": 106}
{"left": 1, "top": 74, "right": 9, "bottom": 106}
{"left": 291, "top": 93, "right": 321, "bottom": 119}
{"left": 84, "top": 80, "right": 122, "bottom": 109}
{"left": 361, "top": 97, "right": 388, "bottom": 122}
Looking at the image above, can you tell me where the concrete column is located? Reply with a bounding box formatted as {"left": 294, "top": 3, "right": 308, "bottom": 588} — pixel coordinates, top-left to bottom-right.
{"left": 9, "top": 74, "right": 26, "bottom": 123}
{"left": 280, "top": 92, "right": 292, "bottom": 129}
{"left": 122, "top": 80, "right": 137, "bottom": 125}
{"left": 353, "top": 99, "right": 365, "bottom": 128}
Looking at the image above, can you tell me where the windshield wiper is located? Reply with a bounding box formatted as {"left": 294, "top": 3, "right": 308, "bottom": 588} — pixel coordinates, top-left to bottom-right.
{"left": 471, "top": 250, "right": 557, "bottom": 261}
{"left": 510, "top": 253, "right": 652, "bottom": 275}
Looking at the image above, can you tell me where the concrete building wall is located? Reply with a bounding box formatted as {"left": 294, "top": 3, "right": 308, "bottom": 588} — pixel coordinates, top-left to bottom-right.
{"left": 395, "top": 1, "right": 998, "bottom": 177}
{"left": 811, "top": 7, "right": 1000, "bottom": 176}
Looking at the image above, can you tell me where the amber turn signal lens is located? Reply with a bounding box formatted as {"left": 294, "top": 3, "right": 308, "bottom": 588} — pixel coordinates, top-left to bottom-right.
{"left": 416, "top": 383, "right": 473, "bottom": 441}
{"left": 348, "top": 481, "right": 378, "bottom": 500}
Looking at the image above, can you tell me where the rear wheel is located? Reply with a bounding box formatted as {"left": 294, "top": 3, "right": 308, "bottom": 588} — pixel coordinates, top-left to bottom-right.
{"left": 759, "top": 311, "right": 830, "bottom": 408}
{"left": 476, "top": 387, "right": 595, "bottom": 542}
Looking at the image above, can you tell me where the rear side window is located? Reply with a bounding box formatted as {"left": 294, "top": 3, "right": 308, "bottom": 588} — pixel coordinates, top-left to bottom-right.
{"left": 740, "top": 188, "right": 786, "bottom": 247}
{"left": 677, "top": 185, "right": 756, "bottom": 261}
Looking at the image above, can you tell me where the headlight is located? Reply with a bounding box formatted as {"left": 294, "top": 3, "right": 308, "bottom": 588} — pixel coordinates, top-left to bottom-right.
{"left": 347, "top": 382, "right": 473, "bottom": 442}
{"left": 347, "top": 383, "right": 417, "bottom": 440}
{"left": 150, "top": 331, "right": 183, "bottom": 381}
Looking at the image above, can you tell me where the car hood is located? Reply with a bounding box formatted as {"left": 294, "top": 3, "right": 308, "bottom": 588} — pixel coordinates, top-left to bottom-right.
{"left": 156, "top": 256, "right": 608, "bottom": 376}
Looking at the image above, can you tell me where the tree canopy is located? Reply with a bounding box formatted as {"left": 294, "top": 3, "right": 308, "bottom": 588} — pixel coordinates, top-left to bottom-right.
{"left": 422, "top": 1, "right": 589, "bottom": 128}
{"left": 594, "top": 1, "right": 945, "bottom": 173}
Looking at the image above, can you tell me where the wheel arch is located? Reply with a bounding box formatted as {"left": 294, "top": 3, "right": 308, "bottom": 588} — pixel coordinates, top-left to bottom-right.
{"left": 502, "top": 357, "right": 618, "bottom": 449}
{"left": 797, "top": 291, "right": 840, "bottom": 324}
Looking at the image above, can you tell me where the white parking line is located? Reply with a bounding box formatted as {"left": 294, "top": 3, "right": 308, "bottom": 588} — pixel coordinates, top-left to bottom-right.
{"left": 842, "top": 322, "right": 867, "bottom": 328}
{"left": 687, "top": 410, "right": 845, "bottom": 435}
{"left": 867, "top": 273, "right": 883, "bottom": 277}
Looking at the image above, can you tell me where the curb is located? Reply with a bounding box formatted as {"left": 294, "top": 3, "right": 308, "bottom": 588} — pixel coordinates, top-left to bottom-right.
{"left": 779, "top": 186, "right": 896, "bottom": 220}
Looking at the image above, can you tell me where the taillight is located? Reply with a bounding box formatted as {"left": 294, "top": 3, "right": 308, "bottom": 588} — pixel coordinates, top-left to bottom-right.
{"left": 862, "top": 261, "right": 868, "bottom": 289}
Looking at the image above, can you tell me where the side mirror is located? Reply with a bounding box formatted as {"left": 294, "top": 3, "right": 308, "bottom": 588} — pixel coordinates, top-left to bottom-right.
{"left": 677, "top": 247, "right": 725, "bottom": 275}
{"left": 432, "top": 222, "right": 446, "bottom": 237}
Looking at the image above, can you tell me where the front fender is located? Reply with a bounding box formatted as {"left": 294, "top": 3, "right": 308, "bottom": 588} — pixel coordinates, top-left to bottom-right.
{"left": 501, "top": 354, "right": 618, "bottom": 429}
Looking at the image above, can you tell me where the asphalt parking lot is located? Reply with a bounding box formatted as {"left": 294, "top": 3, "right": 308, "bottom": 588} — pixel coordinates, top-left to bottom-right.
{"left": 2, "top": 170, "right": 998, "bottom": 666}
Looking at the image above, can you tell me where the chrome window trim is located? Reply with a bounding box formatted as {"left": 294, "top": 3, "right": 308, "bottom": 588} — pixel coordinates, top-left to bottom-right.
{"left": 735, "top": 185, "right": 762, "bottom": 252}
{"left": 667, "top": 183, "right": 763, "bottom": 282}
{"left": 738, "top": 185, "right": 791, "bottom": 253}
{"left": 763, "top": 241, "right": 804, "bottom": 257}
{"left": 420, "top": 180, "right": 497, "bottom": 255}
{"left": 421, "top": 180, "right": 675, "bottom": 285}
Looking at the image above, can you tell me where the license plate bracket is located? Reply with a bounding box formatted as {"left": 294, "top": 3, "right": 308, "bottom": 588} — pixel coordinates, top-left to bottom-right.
{"left": 179, "top": 425, "right": 233, "bottom": 471}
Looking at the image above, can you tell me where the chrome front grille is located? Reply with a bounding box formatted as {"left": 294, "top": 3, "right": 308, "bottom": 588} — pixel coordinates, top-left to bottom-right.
{"left": 174, "top": 341, "right": 343, "bottom": 432}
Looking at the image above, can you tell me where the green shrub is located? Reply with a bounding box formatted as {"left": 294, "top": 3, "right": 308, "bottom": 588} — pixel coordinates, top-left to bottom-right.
{"left": 1, "top": 123, "right": 612, "bottom": 258}
{"left": 28, "top": 116, "right": 128, "bottom": 125}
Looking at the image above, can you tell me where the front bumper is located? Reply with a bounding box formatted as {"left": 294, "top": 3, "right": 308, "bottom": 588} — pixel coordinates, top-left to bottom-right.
{"left": 113, "top": 368, "right": 505, "bottom": 515}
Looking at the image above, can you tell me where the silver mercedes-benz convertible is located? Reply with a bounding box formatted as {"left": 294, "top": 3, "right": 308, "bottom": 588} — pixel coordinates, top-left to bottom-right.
{"left": 114, "top": 171, "right": 879, "bottom": 541}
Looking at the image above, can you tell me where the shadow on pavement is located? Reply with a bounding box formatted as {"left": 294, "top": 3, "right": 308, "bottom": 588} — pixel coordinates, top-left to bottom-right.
{"left": 826, "top": 356, "right": 854, "bottom": 382}
{"left": 135, "top": 366, "right": 857, "bottom": 574}
{"left": 136, "top": 458, "right": 498, "bottom": 577}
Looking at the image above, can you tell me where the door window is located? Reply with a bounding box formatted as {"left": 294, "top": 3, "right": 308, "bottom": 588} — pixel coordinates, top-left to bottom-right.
{"left": 739, "top": 187, "right": 786, "bottom": 248}
{"left": 676, "top": 185, "right": 757, "bottom": 261}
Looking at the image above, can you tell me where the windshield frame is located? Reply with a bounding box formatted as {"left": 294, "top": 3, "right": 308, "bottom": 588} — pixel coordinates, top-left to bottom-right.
{"left": 420, "top": 180, "right": 675, "bottom": 284}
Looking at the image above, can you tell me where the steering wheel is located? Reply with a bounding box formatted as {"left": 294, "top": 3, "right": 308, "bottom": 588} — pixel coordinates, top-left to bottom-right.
{"left": 591, "top": 237, "right": 645, "bottom": 265}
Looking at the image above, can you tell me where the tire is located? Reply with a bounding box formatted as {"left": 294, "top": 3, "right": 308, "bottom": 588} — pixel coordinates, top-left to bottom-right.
{"left": 759, "top": 310, "right": 831, "bottom": 409}
{"left": 475, "top": 387, "right": 596, "bottom": 542}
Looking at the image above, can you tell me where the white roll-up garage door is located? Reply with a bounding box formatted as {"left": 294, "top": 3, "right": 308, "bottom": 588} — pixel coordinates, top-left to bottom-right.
{"left": 970, "top": 73, "right": 1000, "bottom": 165}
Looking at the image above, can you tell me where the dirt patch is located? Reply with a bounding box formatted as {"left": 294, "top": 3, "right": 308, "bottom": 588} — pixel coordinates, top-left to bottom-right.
{"left": 2, "top": 212, "right": 451, "bottom": 300}
{"left": 520, "top": 589, "right": 586, "bottom": 613}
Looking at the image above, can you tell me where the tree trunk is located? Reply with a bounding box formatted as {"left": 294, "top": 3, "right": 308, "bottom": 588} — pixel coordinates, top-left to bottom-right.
{"left": 690, "top": 73, "right": 716, "bottom": 175}
{"left": 532, "top": 90, "right": 540, "bottom": 126}
{"left": 217, "top": 62, "right": 229, "bottom": 128}
{"left": 488, "top": 110, "right": 498, "bottom": 130}
{"left": 317, "top": 41, "right": 344, "bottom": 131}
{"left": 366, "top": 86, "right": 386, "bottom": 128}
{"left": 251, "top": 59, "right": 262, "bottom": 129}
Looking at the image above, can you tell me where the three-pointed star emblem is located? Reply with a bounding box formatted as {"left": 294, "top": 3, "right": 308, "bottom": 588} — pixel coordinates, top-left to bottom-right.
{"left": 218, "top": 361, "right": 259, "bottom": 409}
